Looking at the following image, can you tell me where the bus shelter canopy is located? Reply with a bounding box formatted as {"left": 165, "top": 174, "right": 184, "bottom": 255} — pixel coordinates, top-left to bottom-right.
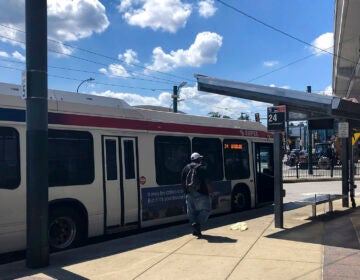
{"left": 196, "top": 74, "right": 360, "bottom": 123}
{"left": 333, "top": 0, "right": 360, "bottom": 101}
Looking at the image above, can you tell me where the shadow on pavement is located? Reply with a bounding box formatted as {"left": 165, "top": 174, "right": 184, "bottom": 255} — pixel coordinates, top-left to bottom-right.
{"left": 200, "top": 234, "right": 237, "bottom": 243}
{"left": 265, "top": 207, "right": 360, "bottom": 250}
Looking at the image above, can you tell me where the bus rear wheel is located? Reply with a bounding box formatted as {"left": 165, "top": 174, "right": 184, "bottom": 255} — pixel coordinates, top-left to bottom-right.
{"left": 49, "top": 207, "right": 85, "bottom": 251}
{"left": 231, "top": 186, "right": 250, "bottom": 212}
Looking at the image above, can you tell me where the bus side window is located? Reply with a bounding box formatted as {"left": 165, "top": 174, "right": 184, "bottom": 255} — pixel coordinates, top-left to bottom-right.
{"left": 192, "top": 137, "right": 223, "bottom": 181}
{"left": 155, "top": 136, "right": 190, "bottom": 185}
{"left": 48, "top": 129, "right": 94, "bottom": 187}
{"left": 123, "top": 140, "right": 135, "bottom": 179}
{"left": 0, "top": 127, "right": 20, "bottom": 189}
{"left": 105, "top": 139, "right": 118, "bottom": 181}
{"left": 223, "top": 139, "right": 250, "bottom": 180}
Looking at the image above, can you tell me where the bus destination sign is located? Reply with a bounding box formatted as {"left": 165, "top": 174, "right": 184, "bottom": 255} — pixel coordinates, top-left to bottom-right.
{"left": 267, "top": 105, "right": 286, "bottom": 132}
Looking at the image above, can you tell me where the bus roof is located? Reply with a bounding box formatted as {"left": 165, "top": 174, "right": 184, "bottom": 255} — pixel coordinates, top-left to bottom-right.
{"left": 0, "top": 82, "right": 271, "bottom": 137}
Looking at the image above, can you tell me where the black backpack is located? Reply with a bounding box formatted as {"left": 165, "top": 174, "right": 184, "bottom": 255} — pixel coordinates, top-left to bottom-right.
{"left": 185, "top": 163, "right": 202, "bottom": 193}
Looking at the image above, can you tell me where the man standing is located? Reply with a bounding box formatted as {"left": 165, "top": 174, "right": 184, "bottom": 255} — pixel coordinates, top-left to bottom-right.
{"left": 181, "top": 152, "right": 213, "bottom": 238}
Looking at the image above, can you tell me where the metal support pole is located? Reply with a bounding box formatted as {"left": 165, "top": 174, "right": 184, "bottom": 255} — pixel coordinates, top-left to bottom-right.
{"left": 348, "top": 127, "right": 356, "bottom": 208}
{"left": 308, "top": 129, "right": 313, "bottom": 174}
{"left": 172, "top": 86, "right": 178, "bottom": 113}
{"left": 274, "top": 132, "right": 283, "bottom": 228}
{"left": 341, "top": 137, "right": 349, "bottom": 207}
{"left": 306, "top": 86, "right": 313, "bottom": 175}
{"left": 26, "top": 0, "right": 49, "bottom": 268}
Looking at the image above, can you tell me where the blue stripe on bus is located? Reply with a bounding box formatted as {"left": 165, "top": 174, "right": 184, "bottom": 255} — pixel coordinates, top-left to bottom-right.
{"left": 0, "top": 108, "right": 25, "bottom": 122}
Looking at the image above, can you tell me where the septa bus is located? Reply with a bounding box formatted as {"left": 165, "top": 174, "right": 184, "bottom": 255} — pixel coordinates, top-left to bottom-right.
{"left": 0, "top": 82, "right": 274, "bottom": 254}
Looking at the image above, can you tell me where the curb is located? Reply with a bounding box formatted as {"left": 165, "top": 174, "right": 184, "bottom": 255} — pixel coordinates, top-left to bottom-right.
{"left": 283, "top": 177, "right": 342, "bottom": 183}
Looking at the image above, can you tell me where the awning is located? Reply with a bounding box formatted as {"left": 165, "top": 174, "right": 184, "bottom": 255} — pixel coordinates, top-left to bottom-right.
{"left": 196, "top": 74, "right": 360, "bottom": 122}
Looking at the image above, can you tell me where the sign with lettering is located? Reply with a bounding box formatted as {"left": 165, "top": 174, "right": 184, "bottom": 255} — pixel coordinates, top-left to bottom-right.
{"left": 267, "top": 105, "right": 286, "bottom": 132}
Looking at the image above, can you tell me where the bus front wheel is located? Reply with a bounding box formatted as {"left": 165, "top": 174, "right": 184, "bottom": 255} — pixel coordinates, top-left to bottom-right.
{"left": 49, "top": 207, "right": 85, "bottom": 251}
{"left": 231, "top": 186, "right": 250, "bottom": 212}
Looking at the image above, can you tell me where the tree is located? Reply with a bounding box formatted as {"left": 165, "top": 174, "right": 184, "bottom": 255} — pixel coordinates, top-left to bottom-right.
{"left": 208, "top": 111, "right": 222, "bottom": 118}
{"left": 238, "top": 112, "right": 249, "bottom": 120}
{"left": 222, "top": 115, "right": 231, "bottom": 119}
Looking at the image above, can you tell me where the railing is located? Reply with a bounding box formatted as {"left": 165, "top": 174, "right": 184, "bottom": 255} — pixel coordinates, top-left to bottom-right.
{"left": 282, "top": 161, "right": 360, "bottom": 179}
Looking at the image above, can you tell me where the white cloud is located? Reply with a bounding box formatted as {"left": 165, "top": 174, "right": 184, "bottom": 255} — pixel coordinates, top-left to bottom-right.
{"left": 269, "top": 84, "right": 290, "bottom": 89}
{"left": 319, "top": 85, "right": 333, "bottom": 96}
{"left": 198, "top": 0, "right": 217, "bottom": 18}
{"left": 263, "top": 60, "right": 279, "bottom": 67}
{"left": 99, "top": 64, "right": 130, "bottom": 78}
{"left": 0, "top": 49, "right": 25, "bottom": 61}
{"left": 93, "top": 90, "right": 172, "bottom": 108}
{"left": 177, "top": 84, "right": 264, "bottom": 118}
{"left": 118, "top": 0, "right": 192, "bottom": 33}
{"left": 147, "top": 31, "right": 222, "bottom": 72}
{"left": 310, "top": 32, "right": 333, "bottom": 56}
{"left": 118, "top": 49, "right": 139, "bottom": 65}
{"left": 12, "top": 51, "right": 25, "bottom": 62}
{"left": 0, "top": 51, "right": 9, "bottom": 58}
{"left": 92, "top": 84, "right": 271, "bottom": 119}
{"left": 0, "top": 0, "right": 109, "bottom": 54}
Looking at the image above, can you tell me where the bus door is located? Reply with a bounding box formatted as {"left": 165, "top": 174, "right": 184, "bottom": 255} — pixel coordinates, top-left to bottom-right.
{"left": 254, "top": 143, "right": 274, "bottom": 205}
{"left": 103, "top": 136, "right": 139, "bottom": 228}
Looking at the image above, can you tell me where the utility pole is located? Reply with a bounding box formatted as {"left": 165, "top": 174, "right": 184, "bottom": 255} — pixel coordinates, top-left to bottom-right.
{"left": 172, "top": 85, "right": 178, "bottom": 113}
{"left": 307, "top": 86, "right": 313, "bottom": 174}
{"left": 172, "top": 82, "right": 186, "bottom": 113}
{"left": 26, "top": 0, "right": 49, "bottom": 268}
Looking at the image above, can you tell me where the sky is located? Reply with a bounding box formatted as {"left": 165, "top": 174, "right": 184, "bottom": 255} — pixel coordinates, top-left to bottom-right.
{"left": 0, "top": 0, "right": 334, "bottom": 121}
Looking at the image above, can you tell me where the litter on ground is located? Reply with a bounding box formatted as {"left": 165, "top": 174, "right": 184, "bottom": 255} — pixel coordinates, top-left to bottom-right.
{"left": 229, "top": 222, "right": 248, "bottom": 231}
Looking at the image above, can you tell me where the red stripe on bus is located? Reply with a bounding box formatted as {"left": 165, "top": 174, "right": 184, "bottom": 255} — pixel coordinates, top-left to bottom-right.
{"left": 48, "top": 112, "right": 273, "bottom": 138}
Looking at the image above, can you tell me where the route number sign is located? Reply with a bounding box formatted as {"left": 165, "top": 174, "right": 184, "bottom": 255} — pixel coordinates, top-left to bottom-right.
{"left": 267, "top": 105, "right": 286, "bottom": 132}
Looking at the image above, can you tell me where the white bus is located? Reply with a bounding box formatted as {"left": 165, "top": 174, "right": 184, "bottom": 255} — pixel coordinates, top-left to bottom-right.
{"left": 0, "top": 82, "right": 274, "bottom": 254}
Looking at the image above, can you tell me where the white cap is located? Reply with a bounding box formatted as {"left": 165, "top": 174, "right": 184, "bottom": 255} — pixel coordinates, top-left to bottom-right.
{"left": 191, "top": 152, "right": 203, "bottom": 161}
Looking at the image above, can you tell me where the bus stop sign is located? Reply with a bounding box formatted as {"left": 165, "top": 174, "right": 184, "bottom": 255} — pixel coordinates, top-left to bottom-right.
{"left": 267, "top": 105, "right": 286, "bottom": 132}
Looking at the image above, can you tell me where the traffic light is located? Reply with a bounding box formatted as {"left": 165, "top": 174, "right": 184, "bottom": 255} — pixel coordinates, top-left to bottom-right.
{"left": 255, "top": 113, "right": 260, "bottom": 122}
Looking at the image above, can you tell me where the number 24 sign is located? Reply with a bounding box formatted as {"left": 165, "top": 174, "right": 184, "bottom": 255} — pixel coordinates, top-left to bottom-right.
{"left": 267, "top": 105, "right": 286, "bottom": 132}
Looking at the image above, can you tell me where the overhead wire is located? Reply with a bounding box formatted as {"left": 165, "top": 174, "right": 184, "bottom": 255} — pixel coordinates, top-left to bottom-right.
{"left": 0, "top": 63, "right": 170, "bottom": 92}
{"left": 247, "top": 45, "right": 334, "bottom": 83}
{"left": 0, "top": 33, "right": 180, "bottom": 87}
{"left": 0, "top": 57, "right": 175, "bottom": 85}
{"left": 0, "top": 7, "right": 352, "bottom": 100}
{"left": 0, "top": 23, "right": 193, "bottom": 84}
{"left": 216, "top": 0, "right": 356, "bottom": 66}
{"left": 49, "top": 74, "right": 169, "bottom": 91}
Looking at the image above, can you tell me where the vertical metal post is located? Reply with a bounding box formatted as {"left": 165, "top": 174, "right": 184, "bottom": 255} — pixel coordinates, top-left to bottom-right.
{"left": 286, "top": 111, "right": 289, "bottom": 149}
{"left": 348, "top": 126, "right": 356, "bottom": 208}
{"left": 341, "top": 137, "right": 349, "bottom": 207}
{"left": 274, "top": 132, "right": 283, "bottom": 228}
{"left": 26, "top": 0, "right": 49, "bottom": 268}
{"left": 306, "top": 86, "right": 313, "bottom": 175}
{"left": 173, "top": 86, "right": 178, "bottom": 113}
{"left": 308, "top": 129, "right": 313, "bottom": 174}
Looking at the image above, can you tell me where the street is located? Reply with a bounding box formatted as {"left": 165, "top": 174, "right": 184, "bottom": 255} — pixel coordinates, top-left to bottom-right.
{"left": 283, "top": 180, "right": 346, "bottom": 203}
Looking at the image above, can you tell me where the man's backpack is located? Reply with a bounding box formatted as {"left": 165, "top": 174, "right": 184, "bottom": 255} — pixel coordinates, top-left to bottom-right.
{"left": 185, "top": 163, "right": 202, "bottom": 193}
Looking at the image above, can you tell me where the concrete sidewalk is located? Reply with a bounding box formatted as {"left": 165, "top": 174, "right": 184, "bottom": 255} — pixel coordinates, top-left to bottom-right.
{"left": 1, "top": 199, "right": 360, "bottom": 280}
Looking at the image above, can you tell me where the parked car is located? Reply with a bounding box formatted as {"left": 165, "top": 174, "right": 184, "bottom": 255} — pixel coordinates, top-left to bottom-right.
{"left": 315, "top": 143, "right": 336, "bottom": 169}
{"left": 298, "top": 151, "right": 315, "bottom": 169}
{"left": 296, "top": 143, "right": 337, "bottom": 169}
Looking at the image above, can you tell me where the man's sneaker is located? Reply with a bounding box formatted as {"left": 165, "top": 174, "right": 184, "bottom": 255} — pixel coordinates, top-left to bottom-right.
{"left": 192, "top": 223, "right": 202, "bottom": 238}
